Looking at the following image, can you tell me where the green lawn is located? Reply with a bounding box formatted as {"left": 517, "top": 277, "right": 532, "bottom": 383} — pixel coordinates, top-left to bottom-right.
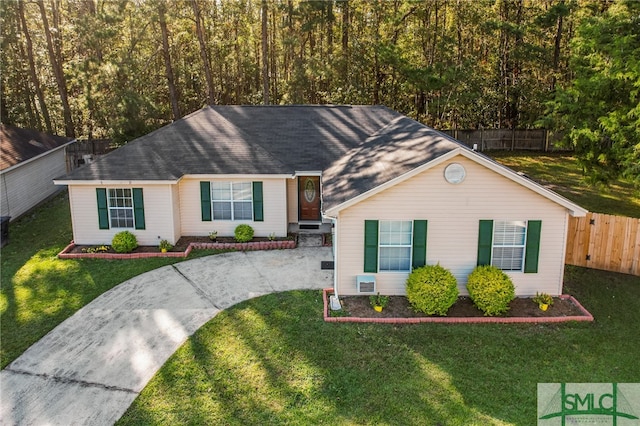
{"left": 1, "top": 152, "right": 639, "bottom": 424}
{"left": 489, "top": 151, "right": 640, "bottom": 218}
{"left": 0, "top": 191, "right": 220, "bottom": 368}
{"left": 118, "top": 268, "right": 640, "bottom": 425}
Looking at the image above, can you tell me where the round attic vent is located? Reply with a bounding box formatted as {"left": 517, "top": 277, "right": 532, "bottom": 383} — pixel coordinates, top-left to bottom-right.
{"left": 444, "top": 163, "right": 466, "bottom": 184}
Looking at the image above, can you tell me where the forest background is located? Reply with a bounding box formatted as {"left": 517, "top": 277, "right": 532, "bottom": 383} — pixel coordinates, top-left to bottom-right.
{"left": 1, "top": 0, "right": 638, "bottom": 184}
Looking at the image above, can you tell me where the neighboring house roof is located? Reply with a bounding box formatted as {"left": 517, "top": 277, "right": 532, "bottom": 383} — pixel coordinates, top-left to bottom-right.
{"left": 55, "top": 105, "right": 587, "bottom": 217}
{"left": 1, "top": 124, "right": 74, "bottom": 171}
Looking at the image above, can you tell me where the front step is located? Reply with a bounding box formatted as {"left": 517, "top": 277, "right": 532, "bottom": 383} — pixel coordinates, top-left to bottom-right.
{"left": 297, "top": 233, "right": 324, "bottom": 247}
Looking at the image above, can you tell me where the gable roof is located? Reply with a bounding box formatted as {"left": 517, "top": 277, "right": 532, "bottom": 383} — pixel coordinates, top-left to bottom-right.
{"left": 321, "top": 116, "right": 464, "bottom": 210}
{"left": 54, "top": 105, "right": 586, "bottom": 217}
{"left": 324, "top": 147, "right": 588, "bottom": 217}
{"left": 1, "top": 124, "right": 74, "bottom": 171}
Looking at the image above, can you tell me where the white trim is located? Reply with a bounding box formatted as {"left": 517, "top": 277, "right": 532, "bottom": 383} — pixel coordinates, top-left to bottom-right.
{"left": 54, "top": 173, "right": 293, "bottom": 186}
{"left": 54, "top": 179, "right": 179, "bottom": 186}
{"left": 2, "top": 140, "right": 76, "bottom": 175}
{"left": 325, "top": 148, "right": 588, "bottom": 217}
{"left": 293, "top": 171, "right": 322, "bottom": 177}
{"left": 186, "top": 174, "right": 292, "bottom": 180}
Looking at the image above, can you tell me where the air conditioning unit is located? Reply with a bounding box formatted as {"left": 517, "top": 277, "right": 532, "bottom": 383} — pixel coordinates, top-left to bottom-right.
{"left": 356, "top": 275, "right": 376, "bottom": 294}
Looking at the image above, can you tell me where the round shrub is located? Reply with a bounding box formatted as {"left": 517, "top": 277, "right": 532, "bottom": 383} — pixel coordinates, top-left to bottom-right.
{"left": 466, "top": 265, "right": 515, "bottom": 316}
{"left": 234, "top": 224, "right": 254, "bottom": 243}
{"left": 406, "top": 264, "right": 459, "bottom": 316}
{"left": 111, "top": 231, "right": 138, "bottom": 253}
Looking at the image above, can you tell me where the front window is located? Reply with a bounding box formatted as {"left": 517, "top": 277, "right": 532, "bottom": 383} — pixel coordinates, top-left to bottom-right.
{"left": 379, "top": 220, "right": 413, "bottom": 272}
{"left": 492, "top": 221, "right": 527, "bottom": 271}
{"left": 108, "top": 188, "right": 134, "bottom": 228}
{"left": 211, "top": 182, "right": 253, "bottom": 220}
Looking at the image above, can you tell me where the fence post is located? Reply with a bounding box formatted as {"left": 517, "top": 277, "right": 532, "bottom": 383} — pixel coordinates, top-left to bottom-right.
{"left": 480, "top": 128, "right": 484, "bottom": 151}
{"left": 511, "top": 127, "right": 515, "bottom": 151}
{"left": 544, "top": 129, "right": 549, "bottom": 152}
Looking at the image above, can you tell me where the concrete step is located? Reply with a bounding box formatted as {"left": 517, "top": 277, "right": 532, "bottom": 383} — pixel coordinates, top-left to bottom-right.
{"left": 297, "top": 233, "right": 324, "bottom": 247}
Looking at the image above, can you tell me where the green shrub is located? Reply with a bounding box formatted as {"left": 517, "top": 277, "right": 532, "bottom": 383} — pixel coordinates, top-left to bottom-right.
{"left": 111, "top": 231, "right": 138, "bottom": 253}
{"left": 234, "top": 224, "right": 254, "bottom": 243}
{"left": 466, "top": 265, "right": 515, "bottom": 316}
{"left": 406, "top": 264, "right": 459, "bottom": 316}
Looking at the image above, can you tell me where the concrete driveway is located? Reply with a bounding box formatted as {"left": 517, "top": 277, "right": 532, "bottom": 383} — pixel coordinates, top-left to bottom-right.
{"left": 1, "top": 247, "right": 333, "bottom": 425}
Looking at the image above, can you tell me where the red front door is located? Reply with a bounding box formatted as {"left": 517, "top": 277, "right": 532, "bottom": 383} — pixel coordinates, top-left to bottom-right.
{"left": 299, "top": 176, "right": 321, "bottom": 221}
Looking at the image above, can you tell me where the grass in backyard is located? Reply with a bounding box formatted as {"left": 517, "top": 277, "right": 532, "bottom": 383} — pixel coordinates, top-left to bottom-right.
{"left": 0, "top": 191, "right": 221, "bottom": 368}
{"left": 118, "top": 268, "right": 639, "bottom": 425}
{"left": 489, "top": 151, "right": 640, "bottom": 218}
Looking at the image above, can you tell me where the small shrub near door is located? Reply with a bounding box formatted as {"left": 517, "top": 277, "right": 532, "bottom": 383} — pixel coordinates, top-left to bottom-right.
{"left": 112, "top": 231, "right": 138, "bottom": 253}
{"left": 234, "top": 224, "right": 254, "bottom": 243}
{"left": 466, "top": 265, "right": 515, "bottom": 316}
{"left": 406, "top": 264, "right": 459, "bottom": 316}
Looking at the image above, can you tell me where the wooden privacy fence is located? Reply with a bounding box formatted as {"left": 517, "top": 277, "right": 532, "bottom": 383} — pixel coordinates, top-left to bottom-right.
{"left": 441, "top": 128, "right": 569, "bottom": 151}
{"left": 566, "top": 212, "right": 640, "bottom": 276}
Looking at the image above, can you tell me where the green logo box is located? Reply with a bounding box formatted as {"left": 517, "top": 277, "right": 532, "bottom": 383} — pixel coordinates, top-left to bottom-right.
{"left": 538, "top": 383, "right": 640, "bottom": 425}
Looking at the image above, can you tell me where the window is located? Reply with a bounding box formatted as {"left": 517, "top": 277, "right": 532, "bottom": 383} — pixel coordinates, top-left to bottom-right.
{"left": 492, "top": 221, "right": 527, "bottom": 271}
{"left": 379, "top": 220, "right": 413, "bottom": 272}
{"left": 211, "top": 182, "right": 253, "bottom": 220}
{"left": 108, "top": 188, "right": 134, "bottom": 228}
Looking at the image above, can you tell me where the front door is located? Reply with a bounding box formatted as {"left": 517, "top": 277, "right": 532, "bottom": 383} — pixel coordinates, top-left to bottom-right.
{"left": 299, "top": 176, "right": 321, "bottom": 221}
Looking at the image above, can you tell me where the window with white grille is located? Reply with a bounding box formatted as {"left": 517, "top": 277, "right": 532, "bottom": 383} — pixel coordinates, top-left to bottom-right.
{"left": 211, "top": 182, "right": 253, "bottom": 220}
{"left": 379, "top": 220, "right": 413, "bottom": 272}
{"left": 492, "top": 221, "right": 527, "bottom": 271}
{"left": 108, "top": 189, "right": 134, "bottom": 228}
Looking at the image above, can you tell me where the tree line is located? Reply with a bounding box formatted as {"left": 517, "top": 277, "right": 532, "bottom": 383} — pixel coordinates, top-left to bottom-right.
{"left": 1, "top": 0, "right": 638, "bottom": 184}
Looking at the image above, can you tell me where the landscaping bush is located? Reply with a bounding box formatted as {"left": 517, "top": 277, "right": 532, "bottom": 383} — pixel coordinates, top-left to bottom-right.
{"left": 466, "top": 265, "right": 515, "bottom": 316}
{"left": 234, "top": 224, "right": 254, "bottom": 243}
{"left": 111, "top": 231, "right": 138, "bottom": 253}
{"left": 406, "top": 264, "right": 458, "bottom": 316}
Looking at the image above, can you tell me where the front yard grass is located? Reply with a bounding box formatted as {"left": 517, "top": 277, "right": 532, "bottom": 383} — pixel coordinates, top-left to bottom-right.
{"left": 118, "top": 268, "right": 639, "bottom": 425}
{"left": 0, "top": 191, "right": 219, "bottom": 368}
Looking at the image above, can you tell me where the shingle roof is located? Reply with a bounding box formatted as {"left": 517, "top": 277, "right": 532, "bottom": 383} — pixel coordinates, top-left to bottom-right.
{"left": 1, "top": 124, "right": 73, "bottom": 171}
{"left": 322, "top": 116, "right": 465, "bottom": 210}
{"left": 58, "top": 105, "right": 468, "bottom": 208}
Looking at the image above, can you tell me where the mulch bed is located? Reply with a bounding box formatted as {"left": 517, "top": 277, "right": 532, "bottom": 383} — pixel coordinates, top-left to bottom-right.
{"left": 66, "top": 235, "right": 294, "bottom": 254}
{"left": 338, "top": 295, "right": 586, "bottom": 318}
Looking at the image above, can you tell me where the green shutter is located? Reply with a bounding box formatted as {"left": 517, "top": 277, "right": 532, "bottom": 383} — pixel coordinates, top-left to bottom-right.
{"left": 412, "top": 220, "right": 428, "bottom": 269}
{"left": 252, "top": 182, "right": 264, "bottom": 222}
{"left": 364, "top": 220, "right": 379, "bottom": 273}
{"left": 96, "top": 188, "right": 109, "bottom": 229}
{"left": 477, "top": 220, "right": 493, "bottom": 266}
{"left": 524, "top": 220, "right": 542, "bottom": 273}
{"left": 200, "top": 181, "right": 211, "bottom": 221}
{"left": 133, "top": 188, "right": 145, "bottom": 230}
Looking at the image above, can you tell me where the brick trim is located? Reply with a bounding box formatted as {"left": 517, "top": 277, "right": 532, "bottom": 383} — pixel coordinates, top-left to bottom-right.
{"left": 323, "top": 288, "right": 593, "bottom": 324}
{"left": 58, "top": 240, "right": 296, "bottom": 259}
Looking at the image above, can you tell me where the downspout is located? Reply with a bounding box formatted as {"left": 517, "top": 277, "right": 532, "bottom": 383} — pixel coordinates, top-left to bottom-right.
{"left": 323, "top": 213, "right": 341, "bottom": 310}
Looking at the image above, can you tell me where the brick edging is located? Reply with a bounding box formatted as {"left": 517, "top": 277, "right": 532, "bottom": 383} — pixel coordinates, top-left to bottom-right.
{"left": 57, "top": 240, "right": 297, "bottom": 259}
{"left": 322, "top": 288, "right": 594, "bottom": 324}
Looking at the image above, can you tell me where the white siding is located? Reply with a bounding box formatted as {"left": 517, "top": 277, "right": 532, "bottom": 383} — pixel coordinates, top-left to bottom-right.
{"left": 179, "top": 177, "right": 288, "bottom": 237}
{"left": 286, "top": 178, "right": 298, "bottom": 223}
{"left": 68, "top": 184, "right": 178, "bottom": 246}
{"left": 336, "top": 155, "right": 569, "bottom": 297}
{"left": 1, "top": 149, "right": 67, "bottom": 219}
